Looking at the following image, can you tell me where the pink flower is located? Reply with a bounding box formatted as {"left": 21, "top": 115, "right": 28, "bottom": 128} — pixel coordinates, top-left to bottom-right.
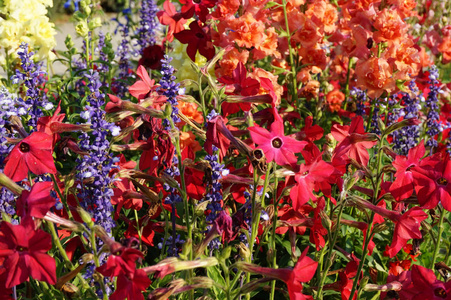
{"left": 249, "top": 115, "right": 307, "bottom": 166}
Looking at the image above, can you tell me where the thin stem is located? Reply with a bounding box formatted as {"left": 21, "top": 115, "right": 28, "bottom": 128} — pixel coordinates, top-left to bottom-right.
{"left": 281, "top": 0, "right": 299, "bottom": 106}
{"left": 348, "top": 135, "right": 386, "bottom": 299}
{"left": 50, "top": 174, "right": 74, "bottom": 220}
{"left": 431, "top": 207, "right": 446, "bottom": 269}
{"left": 270, "top": 163, "right": 279, "bottom": 300}
{"left": 134, "top": 209, "right": 143, "bottom": 250}
{"left": 343, "top": 58, "right": 353, "bottom": 111}
{"left": 45, "top": 221, "right": 90, "bottom": 289}
{"left": 260, "top": 162, "right": 273, "bottom": 209}
{"left": 316, "top": 198, "right": 345, "bottom": 299}
{"left": 245, "top": 170, "right": 260, "bottom": 299}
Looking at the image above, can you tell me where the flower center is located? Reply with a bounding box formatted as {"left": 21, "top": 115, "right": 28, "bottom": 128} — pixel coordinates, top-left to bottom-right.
{"left": 271, "top": 137, "right": 283, "bottom": 149}
{"left": 195, "top": 32, "right": 204, "bottom": 39}
{"left": 16, "top": 246, "right": 27, "bottom": 252}
{"left": 437, "top": 177, "right": 448, "bottom": 186}
{"left": 19, "top": 142, "right": 30, "bottom": 153}
{"left": 434, "top": 287, "right": 447, "bottom": 298}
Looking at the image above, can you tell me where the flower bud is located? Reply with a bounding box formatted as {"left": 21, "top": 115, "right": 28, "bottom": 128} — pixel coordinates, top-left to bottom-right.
{"left": 75, "top": 21, "right": 89, "bottom": 38}
{"left": 238, "top": 242, "right": 251, "bottom": 260}
{"left": 76, "top": 207, "right": 94, "bottom": 228}
{"left": 88, "top": 17, "right": 101, "bottom": 30}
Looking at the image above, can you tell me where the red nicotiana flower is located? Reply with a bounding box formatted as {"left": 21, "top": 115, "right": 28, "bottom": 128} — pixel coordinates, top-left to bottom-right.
{"left": 110, "top": 269, "right": 151, "bottom": 300}
{"left": 331, "top": 116, "right": 378, "bottom": 166}
{"left": 249, "top": 114, "right": 307, "bottom": 167}
{"left": 97, "top": 242, "right": 144, "bottom": 278}
{"left": 413, "top": 153, "right": 451, "bottom": 211}
{"left": 290, "top": 159, "right": 335, "bottom": 211}
{"left": 390, "top": 141, "right": 427, "bottom": 201}
{"left": 157, "top": 0, "right": 190, "bottom": 42}
{"left": 16, "top": 181, "right": 55, "bottom": 218}
{"left": 4, "top": 131, "right": 57, "bottom": 182}
{"left": 237, "top": 247, "right": 318, "bottom": 300}
{"left": 174, "top": 21, "right": 215, "bottom": 61}
{"left": 399, "top": 265, "right": 451, "bottom": 299}
{"left": 179, "top": 0, "right": 217, "bottom": 22}
{"left": 129, "top": 65, "right": 157, "bottom": 100}
{"left": 0, "top": 217, "right": 56, "bottom": 288}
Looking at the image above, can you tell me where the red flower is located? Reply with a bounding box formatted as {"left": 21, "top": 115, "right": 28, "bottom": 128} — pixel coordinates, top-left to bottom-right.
{"left": 179, "top": 0, "right": 216, "bottom": 22}
{"left": 4, "top": 131, "right": 56, "bottom": 182}
{"left": 110, "top": 269, "right": 151, "bottom": 300}
{"left": 238, "top": 247, "right": 318, "bottom": 300}
{"left": 138, "top": 44, "right": 164, "bottom": 70}
{"left": 390, "top": 141, "right": 426, "bottom": 201}
{"left": 384, "top": 207, "right": 428, "bottom": 257}
{"left": 97, "top": 243, "right": 144, "bottom": 278}
{"left": 401, "top": 265, "right": 451, "bottom": 299}
{"left": 157, "top": 0, "right": 189, "bottom": 42}
{"left": 174, "top": 21, "right": 215, "bottom": 61}
{"left": 296, "top": 116, "right": 324, "bottom": 142}
{"left": 290, "top": 160, "right": 335, "bottom": 211}
{"left": 331, "top": 116, "right": 377, "bottom": 166}
{"left": 0, "top": 217, "right": 56, "bottom": 288}
{"left": 16, "top": 181, "right": 55, "bottom": 218}
{"left": 249, "top": 115, "right": 306, "bottom": 167}
{"left": 129, "top": 65, "right": 156, "bottom": 100}
{"left": 413, "top": 153, "right": 451, "bottom": 210}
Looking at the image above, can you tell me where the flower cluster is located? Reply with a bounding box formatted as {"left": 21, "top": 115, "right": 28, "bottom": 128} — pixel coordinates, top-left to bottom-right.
{"left": 76, "top": 70, "right": 120, "bottom": 234}
{"left": 135, "top": 0, "right": 159, "bottom": 54}
{"left": 0, "top": 0, "right": 56, "bottom": 61}
{"left": 11, "top": 43, "right": 52, "bottom": 129}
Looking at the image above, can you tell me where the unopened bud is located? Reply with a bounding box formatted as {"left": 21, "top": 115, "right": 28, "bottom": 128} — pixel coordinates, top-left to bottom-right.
{"left": 76, "top": 207, "right": 94, "bottom": 228}
{"left": 238, "top": 242, "right": 251, "bottom": 260}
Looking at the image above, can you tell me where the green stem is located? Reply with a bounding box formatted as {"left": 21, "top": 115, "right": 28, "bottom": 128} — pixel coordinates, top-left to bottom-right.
{"left": 134, "top": 209, "right": 143, "bottom": 250}
{"left": 245, "top": 170, "right": 260, "bottom": 299}
{"left": 260, "top": 162, "right": 272, "bottom": 209}
{"left": 343, "top": 58, "right": 353, "bottom": 111}
{"left": 269, "top": 164, "right": 279, "bottom": 300}
{"left": 348, "top": 135, "right": 386, "bottom": 300}
{"left": 50, "top": 174, "right": 74, "bottom": 220}
{"left": 431, "top": 207, "right": 446, "bottom": 269}
{"left": 281, "top": 0, "right": 298, "bottom": 106}
{"left": 45, "top": 221, "right": 90, "bottom": 289}
{"left": 316, "top": 199, "right": 345, "bottom": 300}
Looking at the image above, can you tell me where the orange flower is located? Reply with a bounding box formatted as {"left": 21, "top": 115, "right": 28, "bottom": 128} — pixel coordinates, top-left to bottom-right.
{"left": 252, "top": 27, "right": 280, "bottom": 60}
{"left": 385, "top": 39, "right": 420, "bottom": 81}
{"left": 299, "top": 80, "right": 320, "bottom": 101}
{"left": 306, "top": 0, "right": 338, "bottom": 35}
{"left": 177, "top": 101, "right": 204, "bottom": 125}
{"left": 180, "top": 131, "right": 202, "bottom": 153}
{"left": 217, "top": 48, "right": 249, "bottom": 78}
{"left": 388, "top": 0, "right": 417, "bottom": 19}
{"left": 438, "top": 38, "right": 451, "bottom": 64}
{"left": 326, "top": 90, "right": 345, "bottom": 112}
{"left": 212, "top": 0, "right": 240, "bottom": 17}
{"left": 299, "top": 46, "right": 328, "bottom": 71}
{"left": 355, "top": 57, "right": 396, "bottom": 98}
{"left": 292, "top": 14, "right": 323, "bottom": 48}
{"left": 228, "top": 13, "right": 265, "bottom": 49}
{"left": 249, "top": 68, "right": 283, "bottom": 106}
{"left": 373, "top": 9, "right": 407, "bottom": 43}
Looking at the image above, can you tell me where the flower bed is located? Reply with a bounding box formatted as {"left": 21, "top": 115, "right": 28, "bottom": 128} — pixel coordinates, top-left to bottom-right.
{"left": 0, "top": 0, "right": 451, "bottom": 299}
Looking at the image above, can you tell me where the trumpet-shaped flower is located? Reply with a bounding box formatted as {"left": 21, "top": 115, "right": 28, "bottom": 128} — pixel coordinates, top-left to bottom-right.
{"left": 4, "top": 131, "right": 56, "bottom": 182}
{"left": 249, "top": 116, "right": 307, "bottom": 167}
{"left": 0, "top": 217, "right": 56, "bottom": 288}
